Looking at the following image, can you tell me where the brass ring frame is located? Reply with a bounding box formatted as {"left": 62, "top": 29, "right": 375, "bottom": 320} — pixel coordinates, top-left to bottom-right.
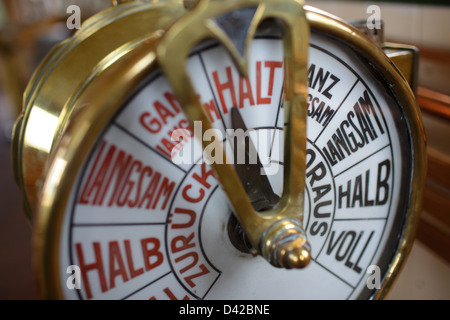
{"left": 15, "top": 3, "right": 424, "bottom": 299}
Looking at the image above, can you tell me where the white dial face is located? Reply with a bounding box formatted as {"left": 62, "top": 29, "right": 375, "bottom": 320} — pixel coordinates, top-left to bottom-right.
{"left": 58, "top": 32, "right": 411, "bottom": 300}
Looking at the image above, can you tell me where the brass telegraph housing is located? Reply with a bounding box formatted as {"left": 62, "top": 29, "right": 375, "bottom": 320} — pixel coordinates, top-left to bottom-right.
{"left": 12, "top": 0, "right": 425, "bottom": 299}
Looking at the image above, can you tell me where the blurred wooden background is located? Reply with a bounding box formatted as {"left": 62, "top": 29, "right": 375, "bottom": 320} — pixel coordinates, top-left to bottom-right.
{"left": 0, "top": 137, "right": 38, "bottom": 299}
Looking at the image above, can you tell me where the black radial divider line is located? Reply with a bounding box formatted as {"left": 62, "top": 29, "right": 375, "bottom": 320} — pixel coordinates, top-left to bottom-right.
{"left": 313, "top": 79, "right": 360, "bottom": 145}
{"left": 313, "top": 260, "right": 356, "bottom": 290}
{"left": 112, "top": 122, "right": 188, "bottom": 174}
{"left": 269, "top": 82, "right": 285, "bottom": 158}
{"left": 333, "top": 143, "right": 390, "bottom": 179}
{"left": 198, "top": 52, "right": 228, "bottom": 132}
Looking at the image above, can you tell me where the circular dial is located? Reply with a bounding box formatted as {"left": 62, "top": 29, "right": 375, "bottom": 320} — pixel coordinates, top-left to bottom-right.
{"left": 53, "top": 30, "right": 413, "bottom": 300}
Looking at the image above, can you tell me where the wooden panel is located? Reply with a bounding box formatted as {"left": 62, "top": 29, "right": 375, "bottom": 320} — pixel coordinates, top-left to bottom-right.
{"left": 418, "top": 87, "right": 450, "bottom": 120}
{"left": 422, "top": 185, "right": 450, "bottom": 229}
{"left": 427, "top": 148, "right": 450, "bottom": 188}
{"left": 418, "top": 86, "right": 450, "bottom": 263}
{"left": 0, "top": 139, "right": 39, "bottom": 299}
{"left": 416, "top": 220, "right": 450, "bottom": 264}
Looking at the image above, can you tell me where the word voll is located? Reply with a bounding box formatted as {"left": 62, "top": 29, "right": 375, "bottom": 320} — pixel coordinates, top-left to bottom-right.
{"left": 366, "top": 5, "right": 382, "bottom": 30}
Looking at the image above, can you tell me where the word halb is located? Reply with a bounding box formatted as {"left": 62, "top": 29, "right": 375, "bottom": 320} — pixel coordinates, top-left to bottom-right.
{"left": 338, "top": 159, "right": 391, "bottom": 209}
{"left": 75, "top": 237, "right": 163, "bottom": 299}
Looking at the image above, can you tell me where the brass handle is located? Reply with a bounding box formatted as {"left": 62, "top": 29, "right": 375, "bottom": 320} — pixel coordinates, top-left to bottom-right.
{"left": 157, "top": 0, "right": 311, "bottom": 269}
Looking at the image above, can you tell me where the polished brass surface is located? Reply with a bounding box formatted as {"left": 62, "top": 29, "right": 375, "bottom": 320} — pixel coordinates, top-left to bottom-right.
{"left": 384, "top": 43, "right": 420, "bottom": 95}
{"left": 11, "top": 0, "right": 426, "bottom": 299}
